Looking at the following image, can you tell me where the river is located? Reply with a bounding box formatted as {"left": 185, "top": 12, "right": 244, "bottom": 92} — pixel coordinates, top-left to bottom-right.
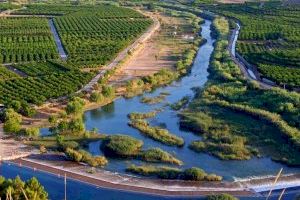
{"left": 82, "top": 20, "right": 299, "bottom": 180}
{"left": 23, "top": 19, "right": 300, "bottom": 197}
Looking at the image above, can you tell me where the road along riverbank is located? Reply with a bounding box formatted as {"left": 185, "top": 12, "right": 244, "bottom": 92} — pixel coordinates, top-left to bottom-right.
{"left": 6, "top": 156, "right": 300, "bottom": 198}
{"left": 8, "top": 157, "right": 253, "bottom": 197}
{"left": 228, "top": 22, "right": 274, "bottom": 89}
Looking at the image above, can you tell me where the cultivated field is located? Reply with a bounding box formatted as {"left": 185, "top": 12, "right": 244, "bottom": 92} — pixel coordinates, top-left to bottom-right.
{"left": 0, "top": 4, "right": 152, "bottom": 105}
{"left": 209, "top": 2, "right": 300, "bottom": 89}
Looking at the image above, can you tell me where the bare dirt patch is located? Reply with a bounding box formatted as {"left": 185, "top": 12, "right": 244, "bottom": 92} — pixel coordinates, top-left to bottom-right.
{"left": 109, "top": 11, "right": 196, "bottom": 84}
{"left": 0, "top": 124, "right": 33, "bottom": 160}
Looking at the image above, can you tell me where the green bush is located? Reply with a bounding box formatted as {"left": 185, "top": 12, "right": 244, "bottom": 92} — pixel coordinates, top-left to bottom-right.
{"left": 66, "top": 97, "right": 85, "bottom": 115}
{"left": 65, "top": 148, "right": 108, "bottom": 167}
{"left": 25, "top": 127, "right": 40, "bottom": 137}
{"left": 3, "top": 108, "right": 22, "bottom": 134}
{"left": 89, "top": 92, "right": 104, "bottom": 103}
{"left": 207, "top": 194, "right": 238, "bottom": 200}
{"left": 101, "top": 134, "right": 143, "bottom": 157}
{"left": 126, "top": 165, "right": 222, "bottom": 181}
{"left": 138, "top": 148, "right": 183, "bottom": 165}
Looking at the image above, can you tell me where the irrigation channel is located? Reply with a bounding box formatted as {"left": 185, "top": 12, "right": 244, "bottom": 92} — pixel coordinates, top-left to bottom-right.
{"left": 3, "top": 19, "right": 298, "bottom": 198}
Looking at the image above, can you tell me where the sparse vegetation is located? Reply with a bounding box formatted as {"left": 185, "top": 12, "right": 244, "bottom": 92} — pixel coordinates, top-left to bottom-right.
{"left": 128, "top": 111, "right": 158, "bottom": 120}
{"left": 140, "top": 93, "right": 167, "bottom": 104}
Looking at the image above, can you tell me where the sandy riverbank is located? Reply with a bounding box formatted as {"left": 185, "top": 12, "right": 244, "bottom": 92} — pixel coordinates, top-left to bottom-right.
{"left": 7, "top": 155, "right": 300, "bottom": 197}
{"left": 9, "top": 155, "right": 255, "bottom": 197}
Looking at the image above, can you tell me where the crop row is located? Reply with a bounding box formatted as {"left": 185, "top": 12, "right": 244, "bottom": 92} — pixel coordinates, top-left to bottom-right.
{"left": 0, "top": 18, "right": 58, "bottom": 64}
{"left": 14, "top": 4, "right": 146, "bottom": 18}
{"left": 54, "top": 17, "right": 152, "bottom": 66}
{"left": 0, "top": 70, "right": 93, "bottom": 105}
{"left": 13, "top": 61, "right": 69, "bottom": 77}
{"left": 209, "top": 3, "right": 300, "bottom": 88}
{"left": 0, "top": 65, "right": 19, "bottom": 80}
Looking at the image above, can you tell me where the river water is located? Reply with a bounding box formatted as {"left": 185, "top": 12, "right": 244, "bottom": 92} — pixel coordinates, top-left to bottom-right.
{"left": 2, "top": 18, "right": 300, "bottom": 200}
{"left": 1, "top": 163, "right": 299, "bottom": 200}
{"left": 41, "top": 19, "right": 299, "bottom": 181}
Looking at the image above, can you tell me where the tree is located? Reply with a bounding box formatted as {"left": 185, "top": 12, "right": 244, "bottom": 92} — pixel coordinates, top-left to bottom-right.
{"left": 68, "top": 118, "right": 85, "bottom": 134}
{"left": 48, "top": 115, "right": 58, "bottom": 126}
{"left": 25, "top": 127, "right": 40, "bottom": 137}
{"left": 66, "top": 97, "right": 85, "bottom": 115}
{"left": 56, "top": 135, "right": 65, "bottom": 145}
{"left": 183, "top": 167, "right": 206, "bottom": 181}
{"left": 3, "top": 108, "right": 22, "bottom": 134}
{"left": 0, "top": 176, "right": 48, "bottom": 200}
{"left": 207, "top": 194, "right": 239, "bottom": 200}
{"left": 25, "top": 177, "right": 48, "bottom": 200}
{"left": 101, "top": 85, "right": 115, "bottom": 98}
{"left": 8, "top": 100, "right": 21, "bottom": 112}
{"left": 89, "top": 92, "right": 103, "bottom": 103}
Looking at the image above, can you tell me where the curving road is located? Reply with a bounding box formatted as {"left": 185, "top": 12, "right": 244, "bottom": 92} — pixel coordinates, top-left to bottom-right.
{"left": 228, "top": 22, "right": 274, "bottom": 89}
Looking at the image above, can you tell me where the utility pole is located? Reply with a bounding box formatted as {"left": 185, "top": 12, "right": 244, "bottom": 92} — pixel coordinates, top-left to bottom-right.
{"left": 64, "top": 173, "right": 67, "bottom": 200}
{"left": 278, "top": 188, "right": 286, "bottom": 200}
{"left": 266, "top": 168, "right": 283, "bottom": 200}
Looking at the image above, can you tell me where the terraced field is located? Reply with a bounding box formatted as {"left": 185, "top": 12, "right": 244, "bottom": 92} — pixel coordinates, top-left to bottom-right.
{"left": 207, "top": 2, "right": 300, "bottom": 88}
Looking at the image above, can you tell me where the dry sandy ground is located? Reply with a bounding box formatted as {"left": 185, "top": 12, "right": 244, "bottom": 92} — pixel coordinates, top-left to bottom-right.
{"left": 109, "top": 12, "right": 193, "bottom": 84}
{"left": 11, "top": 156, "right": 254, "bottom": 197}
{"left": 109, "top": 32, "right": 174, "bottom": 84}
{"left": 0, "top": 125, "right": 33, "bottom": 160}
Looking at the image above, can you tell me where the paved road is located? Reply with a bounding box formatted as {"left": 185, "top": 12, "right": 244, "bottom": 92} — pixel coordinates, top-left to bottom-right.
{"left": 228, "top": 23, "right": 274, "bottom": 89}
